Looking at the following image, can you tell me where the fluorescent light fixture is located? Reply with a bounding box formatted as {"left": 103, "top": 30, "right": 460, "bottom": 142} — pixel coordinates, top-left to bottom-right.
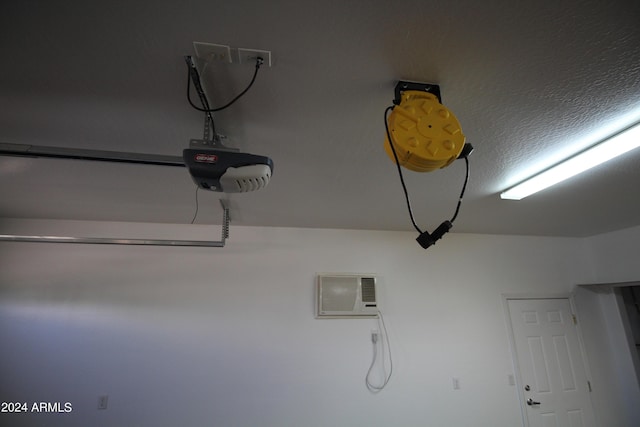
{"left": 501, "top": 122, "right": 640, "bottom": 200}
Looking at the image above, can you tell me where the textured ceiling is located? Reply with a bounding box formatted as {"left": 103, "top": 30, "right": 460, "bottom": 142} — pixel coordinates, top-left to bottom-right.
{"left": 1, "top": 0, "right": 640, "bottom": 237}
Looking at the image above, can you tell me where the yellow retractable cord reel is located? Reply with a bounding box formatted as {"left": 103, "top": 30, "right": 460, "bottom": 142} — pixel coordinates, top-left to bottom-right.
{"left": 384, "top": 81, "right": 473, "bottom": 249}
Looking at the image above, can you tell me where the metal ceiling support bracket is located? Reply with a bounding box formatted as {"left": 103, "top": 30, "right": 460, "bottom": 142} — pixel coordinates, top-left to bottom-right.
{"left": 393, "top": 80, "right": 442, "bottom": 105}
{"left": 189, "top": 135, "right": 238, "bottom": 152}
{"left": 0, "top": 201, "right": 231, "bottom": 247}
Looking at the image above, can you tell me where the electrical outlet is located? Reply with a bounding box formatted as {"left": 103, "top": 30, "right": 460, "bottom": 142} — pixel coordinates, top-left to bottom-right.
{"left": 193, "top": 42, "right": 233, "bottom": 63}
{"left": 237, "top": 48, "right": 272, "bottom": 67}
{"left": 98, "top": 395, "right": 108, "bottom": 410}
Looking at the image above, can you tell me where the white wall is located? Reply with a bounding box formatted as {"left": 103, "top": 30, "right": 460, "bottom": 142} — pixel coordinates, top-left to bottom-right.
{"left": 572, "top": 225, "right": 640, "bottom": 427}
{"left": 583, "top": 225, "right": 640, "bottom": 284}
{"left": 0, "top": 220, "right": 625, "bottom": 427}
{"left": 573, "top": 286, "right": 630, "bottom": 427}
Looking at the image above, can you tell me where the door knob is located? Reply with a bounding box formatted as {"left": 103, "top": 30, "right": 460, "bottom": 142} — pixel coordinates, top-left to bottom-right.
{"left": 527, "top": 398, "right": 541, "bottom": 406}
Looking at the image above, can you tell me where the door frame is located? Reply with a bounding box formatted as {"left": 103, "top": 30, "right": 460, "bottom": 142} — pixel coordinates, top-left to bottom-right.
{"left": 502, "top": 293, "right": 595, "bottom": 427}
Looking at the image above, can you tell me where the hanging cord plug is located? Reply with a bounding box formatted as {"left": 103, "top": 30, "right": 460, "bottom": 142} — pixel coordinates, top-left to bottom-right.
{"left": 416, "top": 149, "right": 472, "bottom": 249}
{"left": 416, "top": 151, "right": 470, "bottom": 249}
{"left": 416, "top": 220, "right": 452, "bottom": 249}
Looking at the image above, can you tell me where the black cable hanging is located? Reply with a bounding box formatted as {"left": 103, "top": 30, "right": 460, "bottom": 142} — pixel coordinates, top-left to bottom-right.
{"left": 450, "top": 156, "right": 470, "bottom": 223}
{"left": 186, "top": 57, "right": 264, "bottom": 113}
{"left": 184, "top": 57, "right": 217, "bottom": 136}
{"left": 190, "top": 186, "right": 200, "bottom": 224}
{"left": 384, "top": 106, "right": 472, "bottom": 249}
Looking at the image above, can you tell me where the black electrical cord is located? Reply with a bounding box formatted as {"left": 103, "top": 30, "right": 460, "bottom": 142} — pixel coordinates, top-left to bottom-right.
{"left": 384, "top": 105, "right": 471, "bottom": 234}
{"left": 190, "top": 186, "right": 200, "bottom": 224}
{"left": 187, "top": 57, "right": 263, "bottom": 113}
{"left": 184, "top": 58, "right": 217, "bottom": 136}
{"left": 450, "top": 155, "right": 470, "bottom": 223}
{"left": 384, "top": 106, "right": 423, "bottom": 234}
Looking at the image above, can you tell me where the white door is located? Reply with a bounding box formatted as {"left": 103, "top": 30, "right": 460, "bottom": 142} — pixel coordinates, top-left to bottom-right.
{"left": 507, "top": 298, "right": 596, "bottom": 427}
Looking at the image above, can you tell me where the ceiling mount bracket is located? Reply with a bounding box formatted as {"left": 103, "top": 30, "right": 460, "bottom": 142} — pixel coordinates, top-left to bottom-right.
{"left": 393, "top": 80, "right": 442, "bottom": 105}
{"left": 191, "top": 98, "right": 237, "bottom": 151}
{"left": 189, "top": 135, "right": 238, "bottom": 152}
